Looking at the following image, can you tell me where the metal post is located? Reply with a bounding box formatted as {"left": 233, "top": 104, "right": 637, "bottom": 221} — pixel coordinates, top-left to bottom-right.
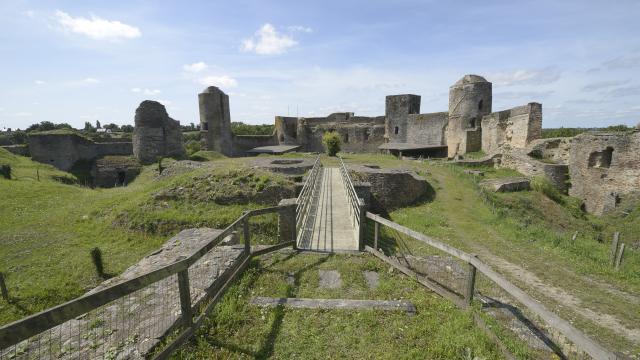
{"left": 177, "top": 270, "right": 193, "bottom": 328}
{"left": 0, "top": 273, "right": 8, "bottom": 301}
{"left": 465, "top": 255, "right": 478, "bottom": 307}
{"left": 243, "top": 216, "right": 250, "bottom": 255}
{"left": 374, "top": 221, "right": 380, "bottom": 250}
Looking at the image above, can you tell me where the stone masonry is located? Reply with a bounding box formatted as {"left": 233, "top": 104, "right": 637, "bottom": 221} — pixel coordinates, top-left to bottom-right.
{"left": 133, "top": 100, "right": 185, "bottom": 164}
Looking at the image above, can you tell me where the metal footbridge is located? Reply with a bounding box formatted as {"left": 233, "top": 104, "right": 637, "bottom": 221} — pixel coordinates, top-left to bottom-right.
{"left": 296, "top": 156, "right": 365, "bottom": 252}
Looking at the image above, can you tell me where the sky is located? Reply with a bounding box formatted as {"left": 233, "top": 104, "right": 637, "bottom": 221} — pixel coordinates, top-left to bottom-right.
{"left": 1, "top": 0, "right": 639, "bottom": 130}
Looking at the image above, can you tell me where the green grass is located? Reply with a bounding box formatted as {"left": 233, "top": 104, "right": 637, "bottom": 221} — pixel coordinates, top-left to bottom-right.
{"left": 0, "top": 150, "right": 289, "bottom": 325}
{"left": 174, "top": 252, "right": 521, "bottom": 359}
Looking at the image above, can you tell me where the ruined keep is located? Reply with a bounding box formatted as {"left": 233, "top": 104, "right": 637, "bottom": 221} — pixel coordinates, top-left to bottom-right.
{"left": 568, "top": 131, "right": 640, "bottom": 215}
{"left": 199, "top": 74, "right": 541, "bottom": 160}
{"left": 133, "top": 100, "right": 185, "bottom": 164}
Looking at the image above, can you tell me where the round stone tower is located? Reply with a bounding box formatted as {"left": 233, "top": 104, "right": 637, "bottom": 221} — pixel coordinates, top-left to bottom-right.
{"left": 447, "top": 75, "right": 492, "bottom": 157}
{"left": 198, "top": 86, "right": 234, "bottom": 156}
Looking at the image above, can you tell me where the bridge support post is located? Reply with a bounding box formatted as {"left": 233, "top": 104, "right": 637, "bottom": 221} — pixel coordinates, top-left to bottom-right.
{"left": 358, "top": 200, "right": 367, "bottom": 251}
{"left": 177, "top": 269, "right": 194, "bottom": 328}
{"left": 243, "top": 214, "right": 251, "bottom": 255}
{"left": 278, "top": 198, "right": 298, "bottom": 249}
{"left": 465, "top": 254, "right": 478, "bottom": 307}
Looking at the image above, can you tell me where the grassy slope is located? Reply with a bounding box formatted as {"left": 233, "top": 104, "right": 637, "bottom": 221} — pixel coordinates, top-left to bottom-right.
{"left": 338, "top": 153, "right": 639, "bottom": 354}
{"left": 0, "top": 150, "right": 288, "bottom": 325}
{"left": 174, "top": 252, "right": 515, "bottom": 359}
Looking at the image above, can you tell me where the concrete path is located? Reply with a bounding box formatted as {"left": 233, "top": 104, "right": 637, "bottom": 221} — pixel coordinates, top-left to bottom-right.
{"left": 297, "top": 167, "right": 359, "bottom": 252}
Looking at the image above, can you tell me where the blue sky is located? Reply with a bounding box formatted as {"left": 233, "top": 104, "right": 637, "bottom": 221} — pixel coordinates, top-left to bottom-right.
{"left": 1, "top": 0, "right": 639, "bottom": 130}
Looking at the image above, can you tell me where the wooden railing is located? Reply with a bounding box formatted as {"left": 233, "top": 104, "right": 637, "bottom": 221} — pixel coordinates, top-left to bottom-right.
{"left": 365, "top": 212, "right": 618, "bottom": 360}
{"left": 0, "top": 205, "right": 293, "bottom": 359}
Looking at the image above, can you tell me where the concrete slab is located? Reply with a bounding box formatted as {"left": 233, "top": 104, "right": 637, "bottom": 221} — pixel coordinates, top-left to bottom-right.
{"left": 363, "top": 271, "right": 379, "bottom": 289}
{"left": 246, "top": 145, "right": 301, "bottom": 154}
{"left": 319, "top": 270, "right": 342, "bottom": 289}
{"left": 250, "top": 297, "right": 416, "bottom": 314}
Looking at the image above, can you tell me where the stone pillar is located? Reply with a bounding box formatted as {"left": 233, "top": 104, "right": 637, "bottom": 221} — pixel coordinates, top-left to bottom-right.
{"left": 278, "top": 198, "right": 297, "bottom": 246}
{"left": 198, "top": 86, "right": 233, "bottom": 156}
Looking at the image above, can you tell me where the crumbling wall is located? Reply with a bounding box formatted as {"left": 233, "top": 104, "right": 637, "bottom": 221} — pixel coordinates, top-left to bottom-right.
{"left": 481, "top": 103, "right": 542, "bottom": 154}
{"left": 569, "top": 131, "right": 640, "bottom": 215}
{"left": 289, "top": 114, "right": 385, "bottom": 153}
{"left": 29, "top": 133, "right": 133, "bottom": 171}
{"left": 499, "top": 146, "right": 569, "bottom": 192}
{"left": 405, "top": 112, "right": 448, "bottom": 146}
{"left": 91, "top": 155, "right": 141, "bottom": 188}
{"left": 232, "top": 135, "right": 278, "bottom": 154}
{"left": 526, "top": 137, "right": 572, "bottom": 164}
{"left": 133, "top": 100, "right": 185, "bottom": 164}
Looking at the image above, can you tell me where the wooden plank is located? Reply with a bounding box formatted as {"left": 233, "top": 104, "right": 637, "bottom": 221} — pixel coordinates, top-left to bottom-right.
{"left": 610, "top": 232, "right": 620, "bottom": 266}
{"left": 177, "top": 270, "right": 193, "bottom": 328}
{"left": 250, "top": 297, "right": 416, "bottom": 314}
{"left": 250, "top": 241, "right": 295, "bottom": 258}
{"left": 247, "top": 205, "right": 282, "bottom": 217}
{"left": 615, "top": 243, "right": 625, "bottom": 270}
{"left": 365, "top": 246, "right": 464, "bottom": 308}
{"left": 0, "top": 258, "right": 189, "bottom": 348}
{"left": 365, "top": 214, "right": 617, "bottom": 360}
{"left": 374, "top": 222, "right": 380, "bottom": 250}
{"left": 465, "top": 257, "right": 477, "bottom": 307}
{"left": 243, "top": 216, "right": 251, "bottom": 254}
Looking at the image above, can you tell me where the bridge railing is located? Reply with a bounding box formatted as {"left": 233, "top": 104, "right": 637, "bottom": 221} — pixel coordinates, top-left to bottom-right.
{"left": 363, "top": 212, "right": 618, "bottom": 360}
{"left": 295, "top": 155, "right": 322, "bottom": 240}
{"left": 0, "top": 205, "right": 294, "bottom": 360}
{"left": 338, "top": 156, "right": 366, "bottom": 246}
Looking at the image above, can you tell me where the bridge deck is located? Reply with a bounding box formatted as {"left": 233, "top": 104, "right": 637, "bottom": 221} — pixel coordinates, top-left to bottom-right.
{"left": 297, "top": 167, "right": 359, "bottom": 252}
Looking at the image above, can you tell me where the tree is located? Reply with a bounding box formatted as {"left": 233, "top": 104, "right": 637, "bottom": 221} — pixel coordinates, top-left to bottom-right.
{"left": 84, "top": 122, "right": 96, "bottom": 132}
{"left": 121, "top": 125, "right": 134, "bottom": 133}
{"left": 103, "top": 123, "right": 120, "bottom": 131}
{"left": 322, "top": 131, "right": 341, "bottom": 156}
{"left": 26, "top": 121, "right": 56, "bottom": 132}
{"left": 95, "top": 120, "right": 101, "bottom": 129}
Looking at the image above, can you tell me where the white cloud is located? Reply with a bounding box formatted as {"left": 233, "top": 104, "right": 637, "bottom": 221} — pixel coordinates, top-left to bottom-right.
{"left": 488, "top": 68, "right": 561, "bottom": 86}
{"left": 183, "top": 62, "right": 208, "bottom": 73}
{"left": 582, "top": 80, "right": 629, "bottom": 92}
{"left": 35, "top": 80, "right": 45, "bottom": 85}
{"left": 242, "top": 23, "right": 297, "bottom": 55}
{"left": 131, "top": 88, "right": 161, "bottom": 95}
{"left": 54, "top": 10, "right": 141, "bottom": 41}
{"left": 24, "top": 10, "right": 35, "bottom": 18}
{"left": 198, "top": 75, "right": 238, "bottom": 88}
{"left": 82, "top": 77, "right": 100, "bottom": 84}
{"left": 287, "top": 25, "right": 313, "bottom": 33}
{"left": 15, "top": 112, "right": 32, "bottom": 117}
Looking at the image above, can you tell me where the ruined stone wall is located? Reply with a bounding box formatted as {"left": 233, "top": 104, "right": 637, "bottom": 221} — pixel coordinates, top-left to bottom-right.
{"left": 481, "top": 103, "right": 542, "bottom": 154}
{"left": 405, "top": 112, "right": 448, "bottom": 146}
{"left": 91, "top": 155, "right": 141, "bottom": 188}
{"left": 527, "top": 137, "right": 572, "bottom": 164}
{"left": 499, "top": 147, "right": 569, "bottom": 192}
{"left": 94, "top": 142, "right": 134, "bottom": 157}
{"left": 232, "top": 134, "right": 278, "bottom": 155}
{"left": 569, "top": 131, "right": 640, "bottom": 215}
{"left": 348, "top": 165, "right": 430, "bottom": 211}
{"left": 133, "top": 100, "right": 185, "bottom": 164}
{"left": 447, "top": 75, "right": 492, "bottom": 157}
{"left": 0, "top": 144, "right": 29, "bottom": 156}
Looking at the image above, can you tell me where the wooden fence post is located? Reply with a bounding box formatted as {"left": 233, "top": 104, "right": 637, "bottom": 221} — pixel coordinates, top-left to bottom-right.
{"left": 615, "top": 243, "right": 626, "bottom": 270}
{"left": 610, "top": 232, "right": 620, "bottom": 266}
{"left": 0, "top": 273, "right": 8, "bottom": 301}
{"left": 243, "top": 215, "right": 251, "bottom": 255}
{"left": 465, "top": 255, "right": 478, "bottom": 307}
{"left": 374, "top": 221, "right": 380, "bottom": 250}
{"left": 177, "top": 270, "right": 193, "bottom": 328}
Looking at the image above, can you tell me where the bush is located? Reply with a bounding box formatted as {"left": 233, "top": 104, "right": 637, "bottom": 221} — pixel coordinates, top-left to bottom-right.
{"left": 322, "top": 131, "right": 341, "bottom": 156}
{"left": 0, "top": 164, "right": 11, "bottom": 179}
{"left": 531, "top": 176, "right": 564, "bottom": 204}
{"left": 185, "top": 140, "right": 202, "bottom": 156}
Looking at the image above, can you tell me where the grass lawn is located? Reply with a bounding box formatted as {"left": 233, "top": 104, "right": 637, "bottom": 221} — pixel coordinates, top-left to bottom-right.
{"left": 174, "top": 251, "right": 524, "bottom": 359}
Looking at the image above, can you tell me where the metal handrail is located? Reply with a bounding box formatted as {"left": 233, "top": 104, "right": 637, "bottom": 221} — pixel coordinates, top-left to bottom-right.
{"left": 338, "top": 156, "right": 362, "bottom": 227}
{"left": 296, "top": 156, "right": 322, "bottom": 233}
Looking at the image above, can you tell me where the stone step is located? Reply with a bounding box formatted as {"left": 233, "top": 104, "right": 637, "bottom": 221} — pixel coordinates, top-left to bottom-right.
{"left": 250, "top": 297, "right": 416, "bottom": 315}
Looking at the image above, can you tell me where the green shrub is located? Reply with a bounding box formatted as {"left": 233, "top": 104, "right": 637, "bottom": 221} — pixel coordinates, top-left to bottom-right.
{"left": 185, "top": 140, "right": 202, "bottom": 156}
{"left": 0, "top": 164, "right": 11, "bottom": 179}
{"left": 531, "top": 176, "right": 564, "bottom": 204}
{"left": 322, "top": 131, "right": 341, "bottom": 156}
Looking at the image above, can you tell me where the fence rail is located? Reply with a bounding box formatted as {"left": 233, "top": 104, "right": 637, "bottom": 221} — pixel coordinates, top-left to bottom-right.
{"left": 296, "top": 155, "right": 322, "bottom": 241}
{"left": 0, "top": 205, "right": 292, "bottom": 359}
{"left": 365, "top": 212, "right": 617, "bottom": 360}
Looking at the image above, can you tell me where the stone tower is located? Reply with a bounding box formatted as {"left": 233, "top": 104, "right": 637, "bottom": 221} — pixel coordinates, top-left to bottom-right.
{"left": 447, "top": 75, "right": 492, "bottom": 157}
{"left": 198, "top": 86, "right": 233, "bottom": 156}
{"left": 385, "top": 94, "right": 421, "bottom": 143}
{"left": 133, "top": 100, "right": 185, "bottom": 164}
